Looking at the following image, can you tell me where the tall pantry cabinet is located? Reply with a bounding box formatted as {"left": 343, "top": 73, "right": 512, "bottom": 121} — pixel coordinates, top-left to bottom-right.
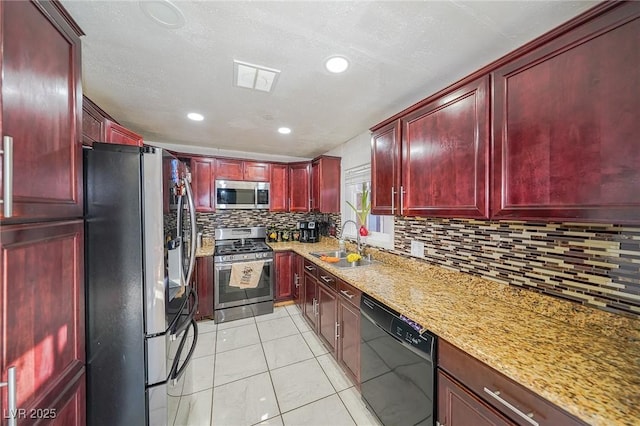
{"left": 0, "top": 1, "right": 86, "bottom": 424}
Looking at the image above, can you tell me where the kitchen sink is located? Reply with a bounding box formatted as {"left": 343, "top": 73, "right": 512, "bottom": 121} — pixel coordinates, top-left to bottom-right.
{"left": 309, "top": 250, "right": 348, "bottom": 259}
{"left": 310, "top": 251, "right": 376, "bottom": 268}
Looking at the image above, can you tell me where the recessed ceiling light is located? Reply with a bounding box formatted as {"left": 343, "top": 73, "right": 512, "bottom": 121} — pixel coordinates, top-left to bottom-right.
{"left": 139, "top": 0, "right": 185, "bottom": 29}
{"left": 325, "top": 56, "right": 349, "bottom": 73}
{"left": 278, "top": 127, "right": 291, "bottom": 135}
{"left": 187, "top": 112, "right": 204, "bottom": 121}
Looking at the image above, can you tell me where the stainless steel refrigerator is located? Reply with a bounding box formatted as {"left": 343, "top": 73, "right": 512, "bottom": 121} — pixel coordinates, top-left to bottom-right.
{"left": 84, "top": 143, "right": 198, "bottom": 426}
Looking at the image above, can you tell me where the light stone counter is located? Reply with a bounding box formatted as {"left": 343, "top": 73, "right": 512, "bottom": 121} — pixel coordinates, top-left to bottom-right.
{"left": 269, "top": 240, "right": 640, "bottom": 426}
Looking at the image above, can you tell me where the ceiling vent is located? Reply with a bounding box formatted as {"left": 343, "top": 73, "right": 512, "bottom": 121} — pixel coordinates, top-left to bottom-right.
{"left": 233, "top": 60, "right": 281, "bottom": 93}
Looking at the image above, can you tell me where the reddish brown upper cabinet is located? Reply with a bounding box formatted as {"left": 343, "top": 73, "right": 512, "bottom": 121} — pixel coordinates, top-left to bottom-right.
{"left": 270, "top": 163, "right": 289, "bottom": 212}
{"left": 1, "top": 0, "right": 83, "bottom": 222}
{"left": 191, "top": 157, "right": 216, "bottom": 212}
{"left": 289, "top": 162, "right": 311, "bottom": 212}
{"left": 216, "top": 158, "right": 244, "bottom": 180}
{"left": 216, "top": 158, "right": 270, "bottom": 181}
{"left": 82, "top": 96, "right": 108, "bottom": 146}
{"left": 492, "top": 3, "right": 640, "bottom": 223}
{"left": 310, "top": 156, "right": 341, "bottom": 213}
{"left": 104, "top": 119, "right": 143, "bottom": 147}
{"left": 371, "top": 121, "right": 402, "bottom": 215}
{"left": 275, "top": 251, "right": 294, "bottom": 301}
{"left": 1, "top": 220, "right": 85, "bottom": 425}
{"left": 401, "top": 76, "right": 490, "bottom": 218}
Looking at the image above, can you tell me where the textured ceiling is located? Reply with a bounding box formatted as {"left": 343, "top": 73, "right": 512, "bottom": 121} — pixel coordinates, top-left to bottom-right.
{"left": 62, "top": 0, "right": 597, "bottom": 159}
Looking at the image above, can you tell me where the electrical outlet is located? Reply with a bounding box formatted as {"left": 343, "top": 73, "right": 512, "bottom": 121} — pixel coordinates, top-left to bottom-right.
{"left": 411, "top": 240, "right": 425, "bottom": 258}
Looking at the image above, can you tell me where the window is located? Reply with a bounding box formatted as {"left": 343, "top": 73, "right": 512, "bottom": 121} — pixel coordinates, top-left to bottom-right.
{"left": 343, "top": 164, "right": 394, "bottom": 249}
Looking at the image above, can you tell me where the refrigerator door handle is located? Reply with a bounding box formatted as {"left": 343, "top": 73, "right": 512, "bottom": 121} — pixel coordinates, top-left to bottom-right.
{"left": 168, "top": 286, "right": 198, "bottom": 340}
{"left": 168, "top": 319, "right": 198, "bottom": 385}
{"left": 183, "top": 176, "right": 197, "bottom": 287}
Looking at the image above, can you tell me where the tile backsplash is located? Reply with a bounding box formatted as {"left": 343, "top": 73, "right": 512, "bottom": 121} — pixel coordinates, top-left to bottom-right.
{"left": 195, "top": 210, "right": 341, "bottom": 237}
{"left": 392, "top": 217, "right": 640, "bottom": 318}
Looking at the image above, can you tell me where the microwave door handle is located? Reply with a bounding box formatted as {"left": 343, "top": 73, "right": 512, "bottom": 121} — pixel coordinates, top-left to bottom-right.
{"left": 183, "top": 176, "right": 197, "bottom": 287}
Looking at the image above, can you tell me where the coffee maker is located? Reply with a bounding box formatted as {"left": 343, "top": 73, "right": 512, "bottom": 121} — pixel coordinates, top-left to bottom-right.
{"left": 298, "top": 221, "right": 318, "bottom": 243}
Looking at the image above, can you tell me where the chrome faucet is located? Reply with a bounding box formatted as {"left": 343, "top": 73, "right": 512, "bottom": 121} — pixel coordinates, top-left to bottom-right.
{"left": 340, "top": 220, "right": 363, "bottom": 255}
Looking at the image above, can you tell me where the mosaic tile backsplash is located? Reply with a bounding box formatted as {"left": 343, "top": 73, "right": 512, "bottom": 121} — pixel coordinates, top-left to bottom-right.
{"left": 392, "top": 217, "right": 640, "bottom": 318}
{"left": 195, "top": 210, "right": 341, "bottom": 237}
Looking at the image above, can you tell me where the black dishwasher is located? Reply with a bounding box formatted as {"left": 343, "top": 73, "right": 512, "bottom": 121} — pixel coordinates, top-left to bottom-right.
{"left": 360, "top": 294, "right": 436, "bottom": 426}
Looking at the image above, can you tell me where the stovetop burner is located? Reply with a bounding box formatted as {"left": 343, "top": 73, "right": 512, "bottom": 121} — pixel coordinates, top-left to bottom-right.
{"left": 213, "top": 226, "right": 273, "bottom": 261}
{"left": 215, "top": 240, "right": 270, "bottom": 255}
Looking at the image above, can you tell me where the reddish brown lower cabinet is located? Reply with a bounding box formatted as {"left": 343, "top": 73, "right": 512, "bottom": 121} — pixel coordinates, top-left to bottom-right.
{"left": 302, "top": 260, "right": 318, "bottom": 328}
{"left": 439, "top": 339, "right": 586, "bottom": 426}
{"left": 275, "top": 251, "right": 293, "bottom": 301}
{"left": 104, "top": 119, "right": 143, "bottom": 146}
{"left": 337, "top": 282, "right": 360, "bottom": 386}
{"left": 317, "top": 280, "right": 338, "bottom": 353}
{"left": 0, "top": 220, "right": 85, "bottom": 425}
{"left": 194, "top": 256, "right": 214, "bottom": 320}
{"left": 293, "top": 254, "right": 303, "bottom": 310}
{"left": 191, "top": 157, "right": 216, "bottom": 212}
{"left": 438, "top": 370, "right": 512, "bottom": 426}
{"left": 270, "top": 163, "right": 289, "bottom": 212}
{"left": 492, "top": 3, "right": 640, "bottom": 223}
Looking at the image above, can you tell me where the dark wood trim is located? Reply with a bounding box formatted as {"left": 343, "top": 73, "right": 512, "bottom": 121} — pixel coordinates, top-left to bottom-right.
{"left": 42, "top": 0, "right": 85, "bottom": 37}
{"left": 371, "top": 1, "right": 624, "bottom": 132}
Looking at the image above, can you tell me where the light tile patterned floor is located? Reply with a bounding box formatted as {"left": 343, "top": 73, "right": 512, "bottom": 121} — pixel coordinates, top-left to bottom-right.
{"left": 169, "top": 305, "right": 381, "bottom": 426}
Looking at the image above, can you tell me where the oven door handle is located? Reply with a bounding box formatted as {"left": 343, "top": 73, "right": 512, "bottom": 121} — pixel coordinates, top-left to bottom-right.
{"left": 215, "top": 258, "right": 274, "bottom": 271}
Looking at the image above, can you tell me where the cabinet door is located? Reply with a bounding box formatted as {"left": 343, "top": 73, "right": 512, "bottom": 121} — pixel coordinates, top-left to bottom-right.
{"left": 311, "top": 156, "right": 341, "bottom": 213}
{"left": 191, "top": 157, "right": 216, "bottom": 212}
{"left": 244, "top": 161, "right": 270, "bottom": 182}
{"left": 289, "top": 162, "right": 310, "bottom": 212}
{"left": 492, "top": 4, "right": 640, "bottom": 223}
{"left": 275, "top": 252, "right": 293, "bottom": 301}
{"left": 82, "top": 96, "right": 105, "bottom": 147}
{"left": 270, "top": 163, "right": 289, "bottom": 212}
{"left": 371, "top": 121, "right": 401, "bottom": 215}
{"left": 195, "top": 256, "right": 214, "bottom": 320}
{"left": 317, "top": 281, "right": 338, "bottom": 354}
{"left": 216, "top": 158, "right": 244, "bottom": 180}
{"left": 401, "top": 76, "right": 490, "bottom": 218}
{"left": 293, "top": 254, "right": 304, "bottom": 312}
{"left": 337, "top": 298, "right": 360, "bottom": 385}
{"left": 302, "top": 273, "right": 318, "bottom": 329}
{"left": 1, "top": 0, "right": 82, "bottom": 221}
{"left": 1, "top": 221, "right": 85, "bottom": 423}
{"left": 438, "top": 371, "right": 512, "bottom": 426}
{"left": 104, "top": 119, "right": 143, "bottom": 147}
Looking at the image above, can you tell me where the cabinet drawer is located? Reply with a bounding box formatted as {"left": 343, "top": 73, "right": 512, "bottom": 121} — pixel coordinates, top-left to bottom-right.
{"left": 317, "top": 268, "right": 338, "bottom": 291}
{"left": 439, "top": 340, "right": 585, "bottom": 426}
{"left": 303, "top": 258, "right": 318, "bottom": 278}
{"left": 337, "top": 280, "right": 361, "bottom": 307}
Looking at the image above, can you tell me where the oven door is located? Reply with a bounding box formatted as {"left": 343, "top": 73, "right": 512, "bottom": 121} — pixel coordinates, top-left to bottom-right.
{"left": 215, "top": 258, "right": 274, "bottom": 309}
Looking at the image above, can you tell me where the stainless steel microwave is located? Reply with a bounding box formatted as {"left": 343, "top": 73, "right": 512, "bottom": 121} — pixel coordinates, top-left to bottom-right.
{"left": 215, "top": 180, "right": 270, "bottom": 209}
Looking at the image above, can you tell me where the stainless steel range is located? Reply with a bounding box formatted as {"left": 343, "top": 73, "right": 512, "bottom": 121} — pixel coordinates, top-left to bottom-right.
{"left": 214, "top": 226, "right": 274, "bottom": 323}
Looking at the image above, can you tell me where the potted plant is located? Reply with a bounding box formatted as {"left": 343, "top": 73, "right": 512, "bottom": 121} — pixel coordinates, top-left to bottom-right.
{"left": 346, "top": 183, "right": 371, "bottom": 237}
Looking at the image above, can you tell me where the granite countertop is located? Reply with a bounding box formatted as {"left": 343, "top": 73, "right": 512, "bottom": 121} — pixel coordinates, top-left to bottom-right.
{"left": 195, "top": 241, "right": 214, "bottom": 257}
{"left": 269, "top": 240, "right": 640, "bottom": 426}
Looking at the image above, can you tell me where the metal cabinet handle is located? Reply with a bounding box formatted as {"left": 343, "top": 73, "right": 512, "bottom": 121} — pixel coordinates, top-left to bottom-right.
{"left": 483, "top": 387, "right": 538, "bottom": 426}
{"left": 391, "top": 186, "right": 396, "bottom": 214}
{"left": 1, "top": 366, "right": 17, "bottom": 426}
{"left": 319, "top": 275, "right": 333, "bottom": 283}
{"left": 1, "top": 136, "right": 14, "bottom": 218}
{"left": 305, "top": 265, "right": 315, "bottom": 272}
{"left": 294, "top": 273, "right": 299, "bottom": 287}
{"left": 400, "top": 185, "right": 405, "bottom": 215}
{"left": 335, "top": 322, "right": 340, "bottom": 339}
{"left": 340, "top": 289, "right": 354, "bottom": 299}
